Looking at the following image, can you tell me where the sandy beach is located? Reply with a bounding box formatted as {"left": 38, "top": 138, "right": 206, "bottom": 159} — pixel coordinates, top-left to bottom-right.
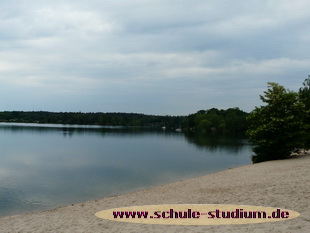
{"left": 0, "top": 154, "right": 309, "bottom": 233}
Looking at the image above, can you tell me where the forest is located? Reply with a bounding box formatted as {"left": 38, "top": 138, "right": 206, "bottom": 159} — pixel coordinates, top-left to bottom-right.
{"left": 183, "top": 107, "right": 248, "bottom": 134}
{"left": 0, "top": 108, "right": 248, "bottom": 133}
{"left": 0, "top": 111, "right": 184, "bottom": 129}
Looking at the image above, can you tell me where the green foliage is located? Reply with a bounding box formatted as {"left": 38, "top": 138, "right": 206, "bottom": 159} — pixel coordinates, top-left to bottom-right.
{"left": 299, "top": 76, "right": 310, "bottom": 109}
{"left": 0, "top": 111, "right": 185, "bottom": 129}
{"left": 299, "top": 76, "right": 310, "bottom": 148}
{"left": 183, "top": 107, "right": 248, "bottom": 134}
{"left": 247, "top": 82, "right": 307, "bottom": 162}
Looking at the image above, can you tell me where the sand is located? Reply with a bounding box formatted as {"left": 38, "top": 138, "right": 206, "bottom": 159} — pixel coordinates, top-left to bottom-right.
{"left": 0, "top": 154, "right": 309, "bottom": 233}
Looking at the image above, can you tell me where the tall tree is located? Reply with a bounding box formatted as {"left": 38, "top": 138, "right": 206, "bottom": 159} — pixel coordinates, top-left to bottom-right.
{"left": 299, "top": 76, "right": 310, "bottom": 149}
{"left": 247, "top": 82, "right": 306, "bottom": 163}
{"left": 299, "top": 75, "right": 310, "bottom": 109}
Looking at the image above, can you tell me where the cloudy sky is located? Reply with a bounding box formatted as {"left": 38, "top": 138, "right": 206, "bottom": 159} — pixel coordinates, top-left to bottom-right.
{"left": 0, "top": 0, "right": 309, "bottom": 115}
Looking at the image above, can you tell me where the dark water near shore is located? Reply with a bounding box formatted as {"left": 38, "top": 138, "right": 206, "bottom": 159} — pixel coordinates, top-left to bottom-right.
{"left": 0, "top": 123, "right": 252, "bottom": 217}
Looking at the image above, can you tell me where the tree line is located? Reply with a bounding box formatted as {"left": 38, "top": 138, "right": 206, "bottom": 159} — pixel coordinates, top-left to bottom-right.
{"left": 0, "top": 111, "right": 185, "bottom": 129}
{"left": 183, "top": 108, "right": 248, "bottom": 134}
{"left": 0, "top": 108, "right": 249, "bottom": 133}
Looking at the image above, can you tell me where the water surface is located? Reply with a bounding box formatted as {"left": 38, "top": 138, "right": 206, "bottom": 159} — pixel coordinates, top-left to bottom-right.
{"left": 0, "top": 123, "right": 252, "bottom": 217}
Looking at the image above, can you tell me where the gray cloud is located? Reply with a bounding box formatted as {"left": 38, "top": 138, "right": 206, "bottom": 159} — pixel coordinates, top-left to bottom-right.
{"left": 0, "top": 0, "right": 309, "bottom": 114}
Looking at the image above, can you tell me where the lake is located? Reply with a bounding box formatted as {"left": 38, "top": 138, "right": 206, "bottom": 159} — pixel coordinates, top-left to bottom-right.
{"left": 0, "top": 123, "right": 252, "bottom": 217}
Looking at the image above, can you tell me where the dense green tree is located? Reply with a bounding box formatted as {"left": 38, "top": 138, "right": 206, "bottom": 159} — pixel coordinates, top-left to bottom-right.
{"left": 299, "top": 75, "right": 310, "bottom": 109}
{"left": 0, "top": 111, "right": 186, "bottom": 129}
{"left": 247, "top": 82, "right": 306, "bottom": 163}
{"left": 183, "top": 107, "right": 248, "bottom": 133}
{"left": 299, "top": 76, "right": 310, "bottom": 149}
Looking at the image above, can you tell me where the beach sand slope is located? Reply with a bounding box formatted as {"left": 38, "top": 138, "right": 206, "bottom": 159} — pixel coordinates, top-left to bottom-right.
{"left": 0, "top": 154, "right": 309, "bottom": 233}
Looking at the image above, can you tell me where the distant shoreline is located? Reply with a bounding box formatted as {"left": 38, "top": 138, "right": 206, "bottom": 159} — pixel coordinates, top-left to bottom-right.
{"left": 0, "top": 111, "right": 186, "bottom": 127}
{"left": 0, "top": 154, "right": 309, "bottom": 232}
{"left": 0, "top": 108, "right": 249, "bottom": 134}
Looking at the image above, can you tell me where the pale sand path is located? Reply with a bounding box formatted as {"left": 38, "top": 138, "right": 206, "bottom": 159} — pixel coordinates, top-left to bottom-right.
{"left": 0, "top": 154, "right": 309, "bottom": 233}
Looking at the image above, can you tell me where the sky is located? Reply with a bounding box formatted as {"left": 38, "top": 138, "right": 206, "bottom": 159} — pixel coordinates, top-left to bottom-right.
{"left": 0, "top": 0, "right": 309, "bottom": 115}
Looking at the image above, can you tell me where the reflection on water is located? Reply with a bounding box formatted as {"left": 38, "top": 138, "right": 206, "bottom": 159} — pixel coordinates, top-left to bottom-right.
{"left": 0, "top": 123, "right": 252, "bottom": 217}
{"left": 184, "top": 132, "right": 249, "bottom": 153}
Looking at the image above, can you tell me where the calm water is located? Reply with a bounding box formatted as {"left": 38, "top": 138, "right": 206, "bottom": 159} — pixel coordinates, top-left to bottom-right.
{"left": 0, "top": 123, "right": 252, "bottom": 217}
